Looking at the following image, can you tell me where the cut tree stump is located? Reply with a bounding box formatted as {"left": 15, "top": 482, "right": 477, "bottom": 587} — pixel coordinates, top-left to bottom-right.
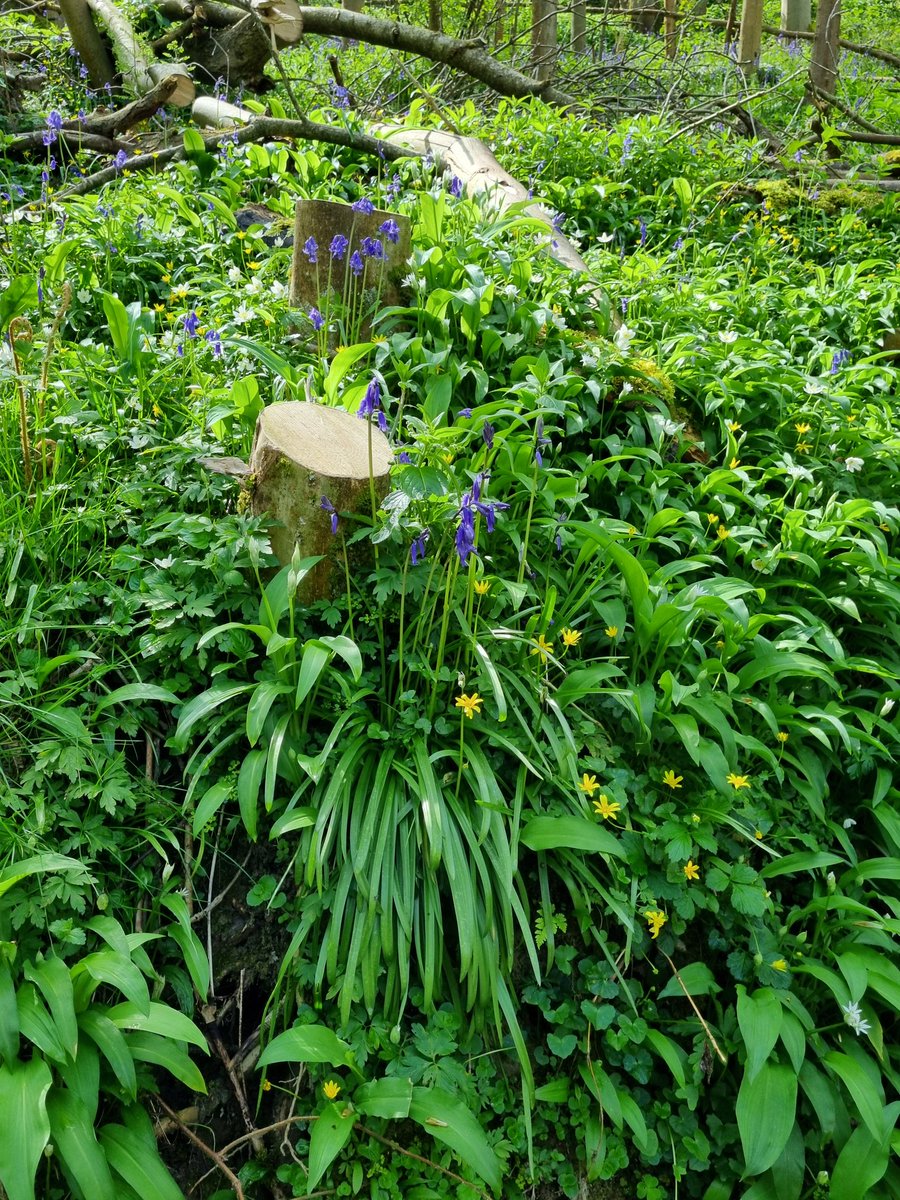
{"left": 248, "top": 401, "right": 392, "bottom": 600}
{"left": 290, "top": 199, "right": 411, "bottom": 339}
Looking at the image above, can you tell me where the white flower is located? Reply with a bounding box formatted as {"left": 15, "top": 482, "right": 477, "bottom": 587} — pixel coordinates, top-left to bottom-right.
{"left": 659, "top": 419, "right": 684, "bottom": 437}
{"left": 270, "top": 280, "right": 288, "bottom": 299}
{"left": 227, "top": 266, "right": 241, "bottom": 282}
{"left": 843, "top": 818, "right": 857, "bottom": 828}
{"left": 719, "top": 330, "right": 738, "bottom": 344}
{"left": 233, "top": 304, "right": 256, "bottom": 325}
{"left": 844, "top": 456, "right": 864, "bottom": 473}
{"left": 77, "top": 288, "right": 92, "bottom": 303}
{"left": 620, "top": 381, "right": 633, "bottom": 395}
{"left": 880, "top": 698, "right": 895, "bottom": 717}
{"left": 614, "top": 324, "right": 635, "bottom": 354}
{"left": 804, "top": 378, "right": 826, "bottom": 395}
{"left": 581, "top": 353, "right": 598, "bottom": 369}
{"left": 244, "top": 277, "right": 263, "bottom": 295}
{"left": 502, "top": 283, "right": 518, "bottom": 298}
{"left": 841, "top": 1000, "right": 871, "bottom": 1037}
{"left": 709, "top": 300, "right": 723, "bottom": 311}
{"left": 597, "top": 232, "right": 614, "bottom": 244}
{"left": 551, "top": 313, "right": 566, "bottom": 330}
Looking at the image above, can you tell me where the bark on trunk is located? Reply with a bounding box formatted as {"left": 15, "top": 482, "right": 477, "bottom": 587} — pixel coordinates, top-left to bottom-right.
{"left": 736, "top": 0, "right": 763, "bottom": 76}
{"left": 808, "top": 0, "right": 841, "bottom": 96}
{"left": 571, "top": 0, "right": 586, "bottom": 52}
{"left": 58, "top": 0, "right": 116, "bottom": 87}
{"left": 780, "top": 0, "right": 810, "bottom": 34}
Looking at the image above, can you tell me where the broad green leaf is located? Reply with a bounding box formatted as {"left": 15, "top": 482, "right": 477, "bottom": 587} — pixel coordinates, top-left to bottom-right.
{"left": 521, "top": 815, "right": 624, "bottom": 858}
{"left": 74, "top": 950, "right": 149, "bottom": 1014}
{"left": 0, "top": 957, "right": 19, "bottom": 1062}
{"left": 93, "top": 684, "right": 178, "bottom": 714}
{"left": 823, "top": 1051, "right": 886, "bottom": 1141}
{"left": 257, "top": 1023, "right": 354, "bottom": 1070}
{"left": 323, "top": 342, "right": 375, "bottom": 405}
{"left": 172, "top": 683, "right": 255, "bottom": 751}
{"left": 238, "top": 748, "right": 266, "bottom": 841}
{"left": 296, "top": 642, "right": 331, "bottom": 706}
{"left": 829, "top": 1119, "right": 894, "bottom": 1200}
{"left": 658, "top": 961, "right": 719, "bottom": 999}
{"left": 737, "top": 987, "right": 783, "bottom": 1082}
{"left": 191, "top": 780, "right": 232, "bottom": 837}
{"left": 409, "top": 1086, "right": 501, "bottom": 1190}
{"left": 24, "top": 956, "right": 77, "bottom": 1060}
{"left": 307, "top": 1102, "right": 357, "bottom": 1192}
{"left": 354, "top": 1077, "right": 413, "bottom": 1119}
{"left": 57, "top": 1041, "right": 101, "bottom": 1122}
{"left": 47, "top": 1090, "right": 116, "bottom": 1200}
{"left": 78, "top": 1009, "right": 137, "bottom": 1099}
{"left": 106, "top": 1001, "right": 208, "bottom": 1052}
{"left": 0, "top": 275, "right": 38, "bottom": 331}
{"left": 99, "top": 1124, "right": 185, "bottom": 1200}
{"left": 534, "top": 1079, "right": 570, "bottom": 1103}
{"left": 737, "top": 1063, "right": 797, "bottom": 1176}
{"left": 0, "top": 1058, "right": 53, "bottom": 1200}
{"left": 246, "top": 681, "right": 291, "bottom": 745}
{"left": 125, "top": 1032, "right": 207, "bottom": 1093}
{"left": 760, "top": 851, "right": 844, "bottom": 878}
{"left": 161, "top": 894, "right": 210, "bottom": 1001}
{"left": 0, "top": 854, "right": 87, "bottom": 900}
{"left": 17, "top": 983, "right": 66, "bottom": 1063}
{"left": 644, "top": 1028, "right": 687, "bottom": 1087}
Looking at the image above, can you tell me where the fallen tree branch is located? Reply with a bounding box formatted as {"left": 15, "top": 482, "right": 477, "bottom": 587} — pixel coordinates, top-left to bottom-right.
{"left": 809, "top": 83, "right": 888, "bottom": 135}
{"left": 5, "top": 129, "right": 127, "bottom": 158}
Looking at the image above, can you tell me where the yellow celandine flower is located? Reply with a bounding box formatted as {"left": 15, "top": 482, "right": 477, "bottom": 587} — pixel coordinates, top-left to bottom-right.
{"left": 248, "top": 261, "right": 262, "bottom": 270}
{"left": 727, "top": 773, "right": 751, "bottom": 789}
{"left": 770, "top": 959, "right": 788, "bottom": 972}
{"left": 729, "top": 457, "right": 741, "bottom": 470}
{"left": 578, "top": 773, "right": 601, "bottom": 796}
{"left": 262, "top": 1079, "right": 272, "bottom": 1092}
{"left": 794, "top": 422, "right": 811, "bottom": 434}
{"left": 796, "top": 442, "right": 811, "bottom": 453}
{"left": 593, "top": 794, "right": 621, "bottom": 821}
{"left": 627, "top": 526, "right": 638, "bottom": 536}
{"left": 455, "top": 693, "right": 483, "bottom": 719}
{"left": 644, "top": 910, "right": 668, "bottom": 939}
{"left": 531, "top": 633, "right": 554, "bottom": 660}
{"left": 707, "top": 513, "right": 720, "bottom": 525}
{"left": 323, "top": 1080, "right": 341, "bottom": 1100}
{"left": 727, "top": 421, "right": 742, "bottom": 432}
{"left": 152, "top": 403, "right": 162, "bottom": 418}
{"left": 662, "top": 770, "right": 683, "bottom": 789}
{"left": 683, "top": 860, "right": 700, "bottom": 881}
{"left": 604, "top": 625, "right": 618, "bottom": 638}
{"left": 717, "top": 526, "right": 730, "bottom": 540}
{"left": 236, "top": 231, "right": 246, "bottom": 240}
{"left": 473, "top": 579, "right": 491, "bottom": 595}
{"left": 715, "top": 639, "right": 725, "bottom": 651}
{"left": 776, "top": 731, "right": 789, "bottom": 743}
{"left": 161, "top": 274, "right": 171, "bottom": 284}
{"left": 153, "top": 303, "right": 165, "bottom": 313}
{"left": 561, "top": 627, "right": 581, "bottom": 647}
{"left": 754, "top": 829, "right": 764, "bottom": 839}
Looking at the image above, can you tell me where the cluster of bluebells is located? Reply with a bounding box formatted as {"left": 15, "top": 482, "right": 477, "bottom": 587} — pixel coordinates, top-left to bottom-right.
{"left": 534, "top": 418, "right": 551, "bottom": 467}
{"left": 455, "top": 474, "right": 509, "bottom": 567}
{"left": 320, "top": 496, "right": 339, "bottom": 535}
{"left": 358, "top": 377, "right": 388, "bottom": 433}
{"left": 43, "top": 111, "right": 63, "bottom": 147}
{"left": 831, "top": 348, "right": 851, "bottom": 373}
{"left": 300, "top": 216, "right": 400, "bottom": 278}
{"left": 410, "top": 529, "right": 429, "bottom": 565}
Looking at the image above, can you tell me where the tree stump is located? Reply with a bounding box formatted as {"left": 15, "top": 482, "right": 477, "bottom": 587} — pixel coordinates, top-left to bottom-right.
{"left": 289, "top": 199, "right": 411, "bottom": 340}
{"left": 248, "top": 401, "right": 392, "bottom": 601}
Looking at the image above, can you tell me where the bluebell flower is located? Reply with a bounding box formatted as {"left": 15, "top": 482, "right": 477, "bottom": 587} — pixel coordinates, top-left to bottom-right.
{"left": 349, "top": 251, "right": 364, "bottom": 277}
{"left": 352, "top": 197, "right": 375, "bottom": 215}
{"left": 639, "top": 217, "right": 647, "bottom": 247}
{"left": 410, "top": 530, "right": 429, "bottom": 565}
{"left": 455, "top": 474, "right": 509, "bottom": 566}
{"left": 320, "top": 496, "right": 339, "bottom": 535}
{"left": 113, "top": 149, "right": 129, "bottom": 169}
{"left": 831, "top": 349, "right": 850, "bottom": 373}
{"left": 183, "top": 310, "right": 201, "bottom": 339}
{"left": 330, "top": 233, "right": 348, "bottom": 260}
{"left": 379, "top": 218, "right": 400, "bottom": 244}
{"left": 361, "top": 236, "right": 385, "bottom": 260}
{"left": 333, "top": 84, "right": 350, "bottom": 109}
{"left": 205, "top": 328, "right": 223, "bottom": 358}
{"left": 449, "top": 175, "right": 463, "bottom": 198}
{"left": 309, "top": 306, "right": 324, "bottom": 331}
{"left": 396, "top": 451, "right": 412, "bottom": 464}
{"left": 535, "top": 418, "right": 551, "bottom": 467}
{"left": 358, "top": 377, "right": 387, "bottom": 433}
{"left": 459, "top": 407, "right": 472, "bottom": 419}
{"left": 303, "top": 236, "right": 318, "bottom": 264}
{"left": 482, "top": 421, "right": 495, "bottom": 449}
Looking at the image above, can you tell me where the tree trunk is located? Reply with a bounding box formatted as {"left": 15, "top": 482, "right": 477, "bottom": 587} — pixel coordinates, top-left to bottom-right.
{"left": 57, "top": 0, "right": 116, "bottom": 88}
{"left": 737, "top": 0, "right": 763, "bottom": 76}
{"left": 808, "top": 0, "right": 841, "bottom": 95}
{"left": 248, "top": 402, "right": 392, "bottom": 599}
{"left": 531, "top": 0, "right": 557, "bottom": 83}
{"left": 664, "top": 0, "right": 677, "bottom": 58}
{"left": 780, "top": 0, "right": 810, "bottom": 34}
{"left": 571, "top": 0, "right": 586, "bottom": 53}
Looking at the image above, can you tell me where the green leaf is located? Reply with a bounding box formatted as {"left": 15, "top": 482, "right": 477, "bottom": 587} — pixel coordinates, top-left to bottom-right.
{"left": 78, "top": 1008, "right": 137, "bottom": 1099}
{"left": 0, "top": 854, "right": 88, "bottom": 900}
{"left": 0, "top": 957, "right": 19, "bottom": 1062}
{"left": 93, "top": 684, "right": 179, "bottom": 714}
{"left": 23, "top": 956, "right": 77, "bottom": 1060}
{"left": 0, "top": 275, "right": 38, "bottom": 331}
{"left": 658, "top": 962, "right": 719, "bottom": 999}
{"left": 829, "top": 1105, "right": 899, "bottom": 1200}
{"left": 161, "top": 894, "right": 210, "bottom": 1001}
{"left": 644, "top": 1028, "right": 687, "bottom": 1087}
{"left": 296, "top": 642, "right": 332, "bottom": 706}
{"left": 191, "top": 780, "right": 232, "bottom": 837}
{"left": 409, "top": 1086, "right": 501, "bottom": 1190}
{"left": 257, "top": 1023, "right": 354, "bottom": 1070}
{"left": 237, "top": 748, "right": 266, "bottom": 841}
{"left": 760, "top": 851, "right": 844, "bottom": 878}
{"left": 354, "top": 1077, "right": 412, "bottom": 1120}
{"left": 106, "top": 1002, "right": 208, "bottom": 1052}
{"left": 246, "top": 681, "right": 291, "bottom": 745}
{"left": 307, "top": 1102, "right": 357, "bottom": 1192}
{"left": 0, "top": 1058, "right": 53, "bottom": 1200}
{"left": 99, "top": 1124, "right": 185, "bottom": 1200}
{"left": 172, "top": 683, "right": 255, "bottom": 751}
{"left": 74, "top": 950, "right": 149, "bottom": 1014}
{"left": 521, "top": 815, "right": 624, "bottom": 858}
{"left": 323, "top": 342, "right": 375, "bottom": 405}
{"left": 823, "top": 1051, "right": 886, "bottom": 1141}
{"left": 737, "top": 987, "right": 783, "bottom": 1082}
{"left": 736, "top": 1063, "right": 797, "bottom": 1176}
{"left": 534, "top": 1079, "right": 570, "bottom": 1103}
{"left": 47, "top": 1089, "right": 116, "bottom": 1200}
{"left": 125, "top": 1032, "right": 207, "bottom": 1093}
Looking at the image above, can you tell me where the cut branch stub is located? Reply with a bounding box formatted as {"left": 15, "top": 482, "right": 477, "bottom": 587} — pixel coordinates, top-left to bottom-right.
{"left": 290, "top": 199, "right": 411, "bottom": 338}
{"left": 249, "top": 401, "right": 393, "bottom": 600}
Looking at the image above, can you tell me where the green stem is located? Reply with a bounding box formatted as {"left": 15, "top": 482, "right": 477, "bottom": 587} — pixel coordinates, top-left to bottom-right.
{"left": 428, "top": 553, "right": 458, "bottom": 721}
{"left": 517, "top": 447, "right": 540, "bottom": 586}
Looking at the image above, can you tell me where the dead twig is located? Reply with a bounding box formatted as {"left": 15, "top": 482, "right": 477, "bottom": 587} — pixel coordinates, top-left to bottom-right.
{"left": 659, "top": 949, "right": 727, "bottom": 1066}
{"left": 155, "top": 1096, "right": 246, "bottom": 1200}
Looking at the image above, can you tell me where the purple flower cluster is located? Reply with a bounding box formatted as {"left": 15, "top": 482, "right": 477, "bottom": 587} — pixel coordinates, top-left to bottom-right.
{"left": 482, "top": 421, "right": 495, "bottom": 449}
{"left": 379, "top": 218, "right": 400, "bottom": 244}
{"left": 205, "top": 328, "right": 223, "bottom": 358}
{"left": 831, "top": 349, "right": 850, "bottom": 373}
{"left": 360, "top": 236, "right": 385, "bottom": 260}
{"left": 303, "top": 236, "right": 318, "bottom": 264}
{"left": 352, "top": 197, "right": 375, "bottom": 215}
{"left": 42, "top": 110, "right": 63, "bottom": 146}
{"left": 309, "top": 306, "right": 325, "bottom": 332}
{"left": 535, "top": 418, "right": 551, "bottom": 467}
{"left": 410, "top": 529, "right": 429, "bottom": 565}
{"left": 330, "top": 233, "right": 348, "bottom": 260}
{"left": 358, "top": 377, "right": 388, "bottom": 433}
{"left": 455, "top": 474, "right": 509, "bottom": 567}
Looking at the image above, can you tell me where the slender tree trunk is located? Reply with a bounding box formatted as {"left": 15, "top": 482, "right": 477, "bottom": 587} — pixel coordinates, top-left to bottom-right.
{"left": 571, "top": 0, "right": 586, "bottom": 53}
{"left": 427, "top": 0, "right": 442, "bottom": 32}
{"left": 780, "top": 0, "right": 810, "bottom": 33}
{"left": 808, "top": 0, "right": 841, "bottom": 94}
{"left": 723, "top": 0, "right": 738, "bottom": 48}
{"left": 737, "top": 0, "right": 763, "bottom": 76}
{"left": 57, "top": 0, "right": 116, "bottom": 88}
{"left": 664, "top": 0, "right": 677, "bottom": 58}
{"left": 531, "top": 0, "right": 557, "bottom": 82}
